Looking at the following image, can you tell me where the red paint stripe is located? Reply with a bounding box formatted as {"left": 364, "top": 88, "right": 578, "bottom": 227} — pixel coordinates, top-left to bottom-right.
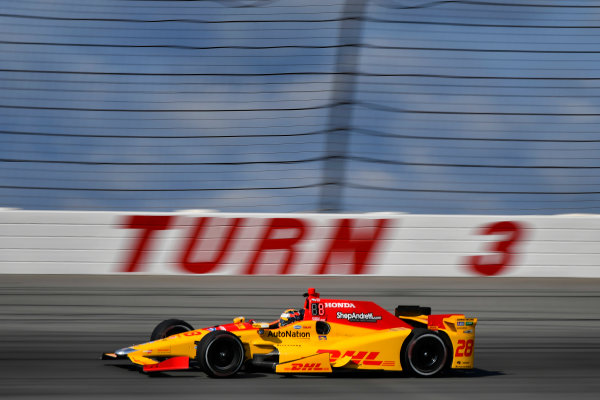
{"left": 428, "top": 314, "right": 456, "bottom": 330}
{"left": 143, "top": 356, "right": 189, "bottom": 372}
{"left": 363, "top": 361, "right": 383, "bottom": 366}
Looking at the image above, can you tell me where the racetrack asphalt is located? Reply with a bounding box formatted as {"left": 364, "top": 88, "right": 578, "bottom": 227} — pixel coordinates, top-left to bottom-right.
{"left": 1, "top": 275, "right": 599, "bottom": 400}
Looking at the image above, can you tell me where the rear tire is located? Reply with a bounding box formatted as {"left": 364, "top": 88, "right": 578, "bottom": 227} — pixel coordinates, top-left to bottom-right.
{"left": 196, "top": 331, "right": 245, "bottom": 378}
{"left": 402, "top": 329, "right": 448, "bottom": 377}
{"left": 150, "top": 319, "right": 194, "bottom": 341}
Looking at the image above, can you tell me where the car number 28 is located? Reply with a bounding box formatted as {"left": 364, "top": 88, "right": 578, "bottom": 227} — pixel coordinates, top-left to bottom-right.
{"left": 311, "top": 303, "right": 325, "bottom": 316}
{"left": 455, "top": 339, "right": 474, "bottom": 357}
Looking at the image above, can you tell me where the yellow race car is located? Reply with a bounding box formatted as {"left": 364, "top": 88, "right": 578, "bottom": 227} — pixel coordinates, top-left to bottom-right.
{"left": 102, "top": 288, "right": 477, "bottom": 378}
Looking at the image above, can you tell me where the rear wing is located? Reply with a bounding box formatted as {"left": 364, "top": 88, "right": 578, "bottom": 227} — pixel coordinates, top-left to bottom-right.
{"left": 394, "top": 305, "right": 431, "bottom": 317}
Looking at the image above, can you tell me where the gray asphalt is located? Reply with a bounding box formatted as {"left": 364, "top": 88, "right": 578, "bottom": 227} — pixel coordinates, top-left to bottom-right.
{"left": 1, "top": 275, "right": 599, "bottom": 399}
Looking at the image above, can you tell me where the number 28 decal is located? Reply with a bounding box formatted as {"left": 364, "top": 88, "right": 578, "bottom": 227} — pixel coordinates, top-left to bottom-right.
{"left": 455, "top": 339, "right": 474, "bottom": 357}
{"left": 468, "top": 221, "right": 526, "bottom": 277}
{"left": 311, "top": 302, "right": 325, "bottom": 316}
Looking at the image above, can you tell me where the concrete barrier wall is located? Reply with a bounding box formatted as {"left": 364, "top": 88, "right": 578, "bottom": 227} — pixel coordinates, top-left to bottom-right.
{"left": 0, "top": 210, "right": 598, "bottom": 277}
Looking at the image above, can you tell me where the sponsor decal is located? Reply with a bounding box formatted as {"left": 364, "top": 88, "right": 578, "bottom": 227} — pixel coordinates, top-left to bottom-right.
{"left": 183, "top": 331, "right": 203, "bottom": 336}
{"left": 466, "top": 321, "right": 474, "bottom": 326}
{"left": 464, "top": 329, "right": 473, "bottom": 334}
{"left": 267, "top": 330, "right": 310, "bottom": 339}
{"left": 208, "top": 327, "right": 216, "bottom": 331}
{"left": 457, "top": 321, "right": 465, "bottom": 327}
{"left": 336, "top": 311, "right": 382, "bottom": 323}
{"left": 288, "top": 363, "right": 326, "bottom": 372}
{"left": 293, "top": 325, "right": 302, "bottom": 330}
{"left": 323, "top": 302, "right": 356, "bottom": 309}
{"left": 318, "top": 335, "right": 327, "bottom": 341}
{"left": 316, "top": 350, "right": 384, "bottom": 366}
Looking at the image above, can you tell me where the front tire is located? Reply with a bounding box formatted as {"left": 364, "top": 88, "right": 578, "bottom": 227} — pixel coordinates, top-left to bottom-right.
{"left": 403, "top": 330, "right": 448, "bottom": 377}
{"left": 150, "top": 319, "right": 194, "bottom": 341}
{"left": 196, "top": 331, "right": 245, "bottom": 378}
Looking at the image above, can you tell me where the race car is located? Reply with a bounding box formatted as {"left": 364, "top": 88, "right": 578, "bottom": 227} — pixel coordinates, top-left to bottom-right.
{"left": 102, "top": 288, "right": 477, "bottom": 377}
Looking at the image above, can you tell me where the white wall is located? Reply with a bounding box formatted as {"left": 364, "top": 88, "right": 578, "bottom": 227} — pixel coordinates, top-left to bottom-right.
{"left": 0, "top": 210, "right": 598, "bottom": 277}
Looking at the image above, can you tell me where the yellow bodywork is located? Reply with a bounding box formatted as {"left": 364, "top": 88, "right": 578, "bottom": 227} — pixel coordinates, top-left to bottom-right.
{"left": 121, "top": 314, "right": 477, "bottom": 374}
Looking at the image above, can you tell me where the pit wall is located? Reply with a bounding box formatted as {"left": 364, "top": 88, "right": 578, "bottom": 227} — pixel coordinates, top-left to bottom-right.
{"left": 0, "top": 210, "right": 598, "bottom": 277}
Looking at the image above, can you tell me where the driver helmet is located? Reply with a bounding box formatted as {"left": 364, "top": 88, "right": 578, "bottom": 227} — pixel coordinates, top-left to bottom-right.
{"left": 279, "top": 308, "right": 301, "bottom": 327}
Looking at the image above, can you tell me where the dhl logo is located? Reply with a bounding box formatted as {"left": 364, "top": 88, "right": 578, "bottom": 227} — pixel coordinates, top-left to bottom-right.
{"left": 316, "top": 349, "right": 394, "bottom": 366}
{"left": 287, "top": 363, "right": 327, "bottom": 372}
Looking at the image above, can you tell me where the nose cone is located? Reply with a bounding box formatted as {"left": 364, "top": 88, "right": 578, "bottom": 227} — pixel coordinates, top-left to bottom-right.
{"left": 115, "top": 347, "right": 137, "bottom": 356}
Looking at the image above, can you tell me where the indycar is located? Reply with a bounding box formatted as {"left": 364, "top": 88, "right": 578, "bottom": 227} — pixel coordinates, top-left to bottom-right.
{"left": 102, "top": 288, "right": 477, "bottom": 377}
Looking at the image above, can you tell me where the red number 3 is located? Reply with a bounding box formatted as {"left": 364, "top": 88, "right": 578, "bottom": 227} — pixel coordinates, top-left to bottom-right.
{"left": 469, "top": 221, "right": 525, "bottom": 276}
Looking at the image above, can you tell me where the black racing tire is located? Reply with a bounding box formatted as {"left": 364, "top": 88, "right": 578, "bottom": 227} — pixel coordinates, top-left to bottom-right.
{"left": 402, "top": 329, "right": 448, "bottom": 377}
{"left": 150, "top": 319, "right": 194, "bottom": 341}
{"left": 196, "top": 331, "right": 245, "bottom": 378}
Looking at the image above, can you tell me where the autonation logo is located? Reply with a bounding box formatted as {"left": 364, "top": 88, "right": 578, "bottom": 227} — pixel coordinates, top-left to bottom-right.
{"left": 267, "top": 331, "right": 310, "bottom": 338}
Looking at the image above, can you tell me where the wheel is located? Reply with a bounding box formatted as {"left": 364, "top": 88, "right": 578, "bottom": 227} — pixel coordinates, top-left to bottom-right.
{"left": 150, "top": 319, "right": 194, "bottom": 341}
{"left": 403, "top": 329, "right": 448, "bottom": 377}
{"left": 196, "top": 331, "right": 245, "bottom": 378}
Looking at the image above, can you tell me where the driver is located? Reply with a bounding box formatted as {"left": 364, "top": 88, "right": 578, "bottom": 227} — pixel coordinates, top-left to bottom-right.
{"left": 257, "top": 308, "right": 304, "bottom": 329}
{"left": 278, "top": 308, "right": 302, "bottom": 327}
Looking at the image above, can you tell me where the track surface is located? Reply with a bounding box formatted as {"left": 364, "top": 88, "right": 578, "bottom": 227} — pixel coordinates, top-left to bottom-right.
{"left": 1, "top": 275, "right": 599, "bottom": 399}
